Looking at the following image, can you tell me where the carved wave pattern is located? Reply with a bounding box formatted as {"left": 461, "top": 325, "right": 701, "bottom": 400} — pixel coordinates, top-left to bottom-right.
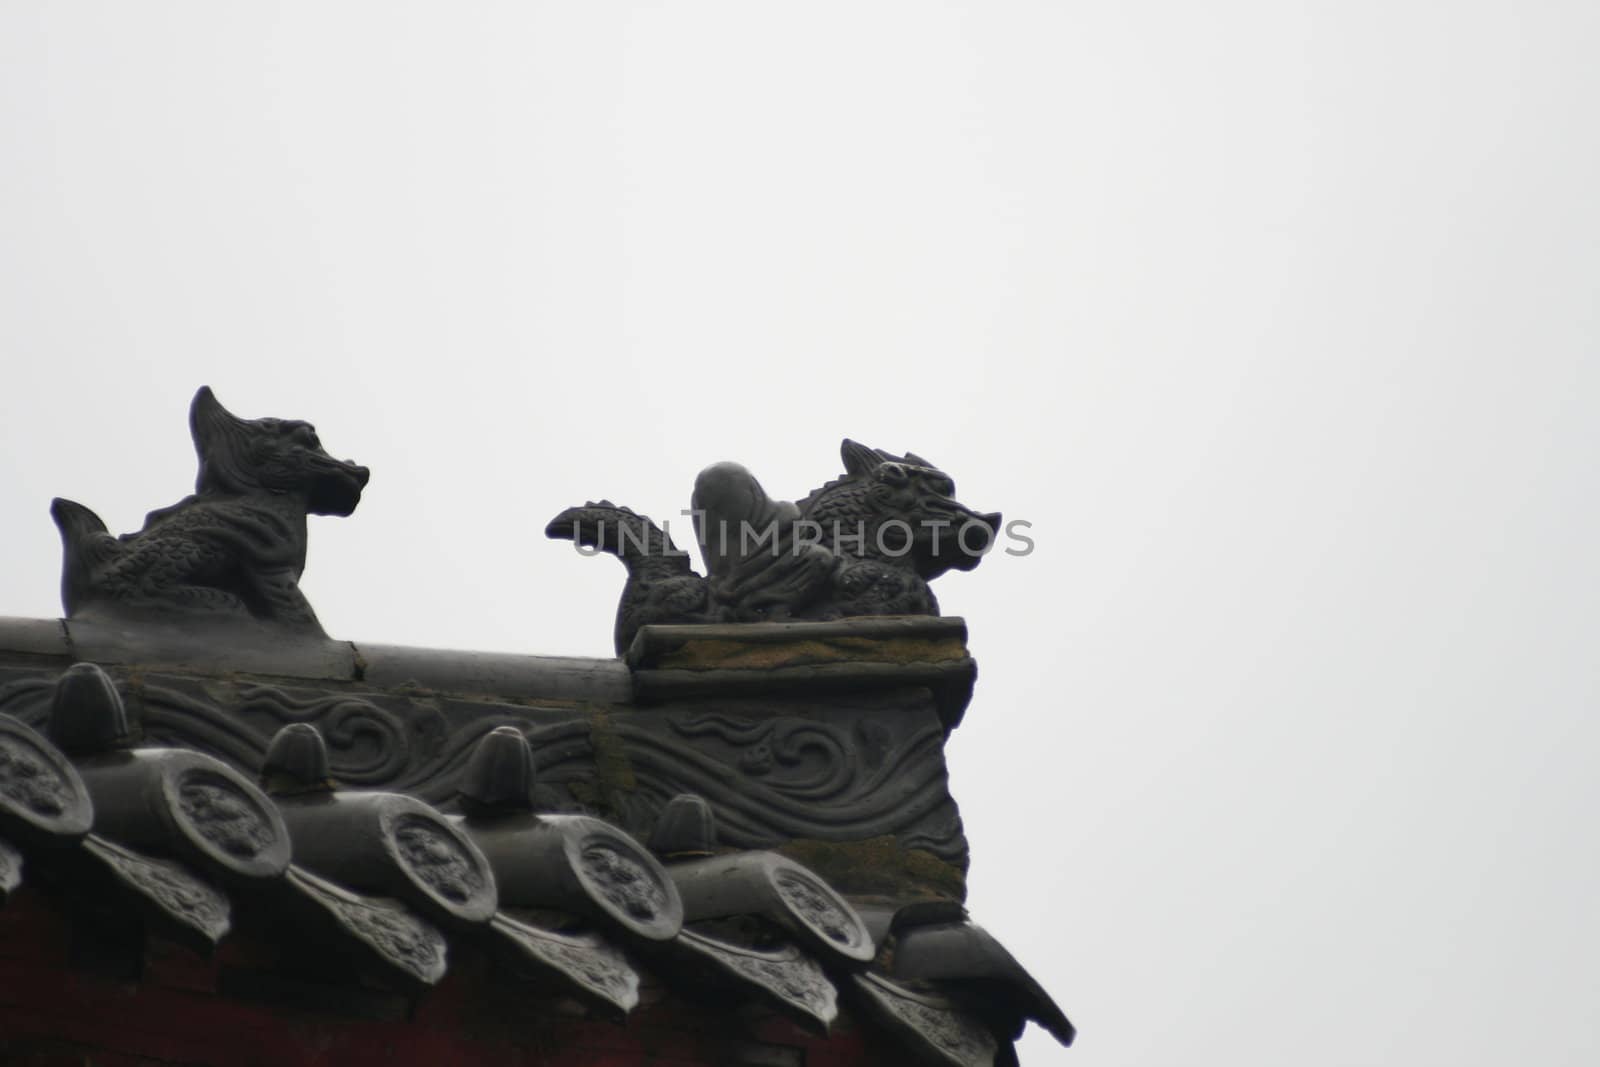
{"left": 527, "top": 714, "right": 967, "bottom": 864}
{"left": 238, "top": 686, "right": 417, "bottom": 784}
{"left": 0, "top": 671, "right": 967, "bottom": 864}
{"left": 0, "top": 676, "right": 53, "bottom": 727}
{"left": 149, "top": 685, "right": 421, "bottom": 787}
{"left": 395, "top": 716, "right": 593, "bottom": 807}
{"left": 0, "top": 672, "right": 428, "bottom": 789}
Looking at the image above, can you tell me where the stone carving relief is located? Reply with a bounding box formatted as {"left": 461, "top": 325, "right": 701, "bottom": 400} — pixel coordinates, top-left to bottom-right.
{"left": 0, "top": 713, "right": 93, "bottom": 839}
{"left": 578, "top": 840, "right": 671, "bottom": 922}
{"left": 772, "top": 866, "right": 866, "bottom": 953}
{"left": 0, "top": 671, "right": 437, "bottom": 793}
{"left": 392, "top": 814, "right": 488, "bottom": 906}
{"left": 230, "top": 685, "right": 423, "bottom": 787}
{"left": 175, "top": 771, "right": 280, "bottom": 860}
{"left": 523, "top": 712, "right": 969, "bottom": 867}
{"left": 83, "top": 834, "right": 231, "bottom": 942}
{"left": 491, "top": 914, "right": 639, "bottom": 1009}
{"left": 0, "top": 665, "right": 967, "bottom": 870}
{"left": 299, "top": 872, "right": 448, "bottom": 980}
{"left": 851, "top": 973, "right": 999, "bottom": 1067}
{"left": 676, "top": 929, "right": 838, "bottom": 1029}
{"left": 0, "top": 732, "right": 75, "bottom": 819}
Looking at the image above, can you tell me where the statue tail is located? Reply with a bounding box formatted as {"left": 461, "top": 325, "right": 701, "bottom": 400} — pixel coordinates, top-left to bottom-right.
{"left": 545, "top": 502, "right": 697, "bottom": 579}
{"left": 50, "top": 497, "right": 119, "bottom": 616}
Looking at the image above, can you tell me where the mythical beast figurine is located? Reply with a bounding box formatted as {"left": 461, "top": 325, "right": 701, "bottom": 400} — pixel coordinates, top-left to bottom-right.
{"left": 546, "top": 439, "right": 1001, "bottom": 655}
{"left": 51, "top": 386, "right": 369, "bottom": 635}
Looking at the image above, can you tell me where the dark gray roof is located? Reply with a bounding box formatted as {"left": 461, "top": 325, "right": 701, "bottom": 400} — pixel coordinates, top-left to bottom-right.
{"left": 0, "top": 660, "right": 1072, "bottom": 1066}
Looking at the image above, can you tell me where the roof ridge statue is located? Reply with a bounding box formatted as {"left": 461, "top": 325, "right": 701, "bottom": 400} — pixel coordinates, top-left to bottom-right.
{"left": 546, "top": 439, "right": 1001, "bottom": 655}
{"left": 50, "top": 386, "right": 369, "bottom": 635}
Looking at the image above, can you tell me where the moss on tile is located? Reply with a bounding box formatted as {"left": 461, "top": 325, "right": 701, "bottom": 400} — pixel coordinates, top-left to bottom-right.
{"left": 777, "top": 835, "right": 967, "bottom": 903}
{"left": 655, "top": 635, "right": 968, "bottom": 672}
{"left": 588, "top": 707, "right": 637, "bottom": 798}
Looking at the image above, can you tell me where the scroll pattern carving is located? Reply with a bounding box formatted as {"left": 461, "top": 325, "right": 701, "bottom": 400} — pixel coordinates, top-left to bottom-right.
{"left": 141, "top": 684, "right": 421, "bottom": 787}
{"left": 0, "top": 676, "right": 51, "bottom": 727}
{"left": 330, "top": 896, "right": 445, "bottom": 974}
{"left": 280, "top": 867, "right": 445, "bottom": 983}
{"left": 326, "top": 894, "right": 445, "bottom": 977}
{"left": 491, "top": 915, "right": 639, "bottom": 1009}
{"left": 852, "top": 973, "right": 997, "bottom": 1067}
{"left": 529, "top": 714, "right": 967, "bottom": 864}
{"left": 0, "top": 669, "right": 966, "bottom": 866}
{"left": 0, "top": 673, "right": 428, "bottom": 789}
{"left": 678, "top": 929, "right": 837, "bottom": 1027}
{"left": 84, "top": 835, "right": 231, "bottom": 943}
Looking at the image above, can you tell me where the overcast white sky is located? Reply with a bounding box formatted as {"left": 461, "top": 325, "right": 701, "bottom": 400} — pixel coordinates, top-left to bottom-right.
{"left": 2, "top": 3, "right": 1597, "bottom": 1064}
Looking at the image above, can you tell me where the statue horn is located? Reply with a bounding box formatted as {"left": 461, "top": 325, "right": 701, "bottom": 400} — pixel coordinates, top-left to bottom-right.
{"left": 840, "top": 439, "right": 881, "bottom": 477}
{"left": 189, "top": 386, "right": 253, "bottom": 494}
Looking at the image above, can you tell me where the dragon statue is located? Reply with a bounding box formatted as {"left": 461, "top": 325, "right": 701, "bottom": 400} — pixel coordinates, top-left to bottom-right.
{"left": 546, "top": 439, "right": 1001, "bottom": 655}
{"left": 51, "top": 386, "right": 369, "bottom": 634}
